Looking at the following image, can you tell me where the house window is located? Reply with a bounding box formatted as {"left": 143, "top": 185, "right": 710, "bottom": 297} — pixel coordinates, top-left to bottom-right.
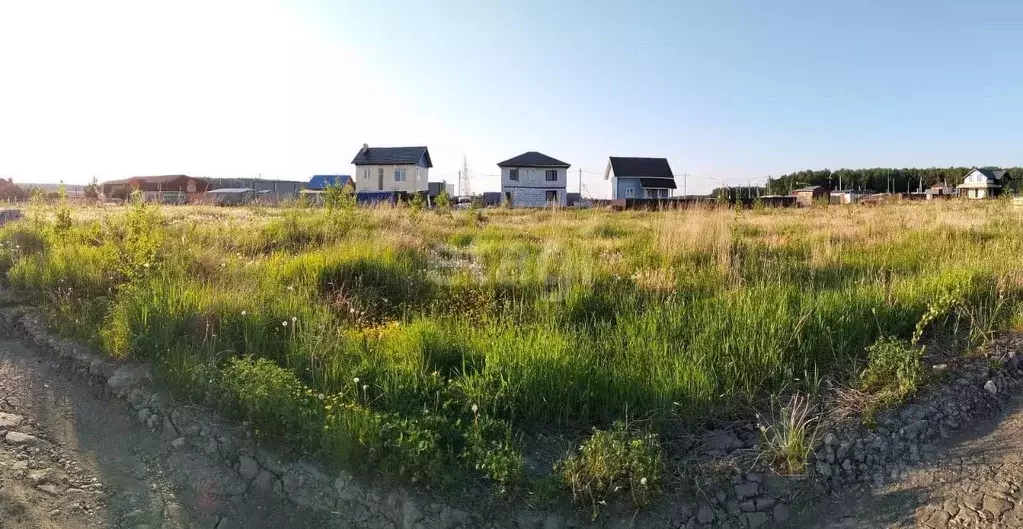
{"left": 509, "top": 168, "right": 518, "bottom": 181}
{"left": 394, "top": 168, "right": 406, "bottom": 182}
{"left": 377, "top": 167, "right": 384, "bottom": 190}
{"left": 625, "top": 187, "right": 635, "bottom": 198}
{"left": 545, "top": 170, "right": 557, "bottom": 182}
{"left": 546, "top": 190, "right": 558, "bottom": 202}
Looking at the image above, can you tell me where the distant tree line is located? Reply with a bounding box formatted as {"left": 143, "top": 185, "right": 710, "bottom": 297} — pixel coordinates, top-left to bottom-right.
{"left": 764, "top": 167, "right": 1023, "bottom": 195}
{"left": 708, "top": 186, "right": 767, "bottom": 200}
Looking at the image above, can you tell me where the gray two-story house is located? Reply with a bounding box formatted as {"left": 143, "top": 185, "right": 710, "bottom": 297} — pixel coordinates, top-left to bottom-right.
{"left": 497, "top": 151, "right": 570, "bottom": 207}
{"left": 604, "top": 157, "right": 676, "bottom": 199}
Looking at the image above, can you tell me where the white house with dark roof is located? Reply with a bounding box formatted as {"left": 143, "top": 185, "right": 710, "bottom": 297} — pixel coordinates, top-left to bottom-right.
{"left": 497, "top": 152, "right": 570, "bottom": 207}
{"left": 958, "top": 167, "right": 1011, "bottom": 199}
{"left": 350, "top": 144, "right": 432, "bottom": 193}
{"left": 604, "top": 157, "right": 677, "bottom": 199}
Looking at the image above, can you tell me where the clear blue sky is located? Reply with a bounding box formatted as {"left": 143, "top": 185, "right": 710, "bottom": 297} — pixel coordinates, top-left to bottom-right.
{"left": 2, "top": 0, "right": 1022, "bottom": 196}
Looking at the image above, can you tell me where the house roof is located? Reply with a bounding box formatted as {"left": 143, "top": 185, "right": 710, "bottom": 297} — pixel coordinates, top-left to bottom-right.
{"left": 307, "top": 175, "right": 352, "bottom": 190}
{"left": 351, "top": 146, "right": 432, "bottom": 167}
{"left": 793, "top": 186, "right": 823, "bottom": 192}
{"left": 969, "top": 167, "right": 1009, "bottom": 181}
{"left": 206, "top": 188, "right": 255, "bottom": 194}
{"left": 102, "top": 175, "right": 199, "bottom": 186}
{"left": 639, "top": 178, "right": 678, "bottom": 190}
{"left": 497, "top": 152, "right": 570, "bottom": 168}
{"left": 607, "top": 157, "right": 674, "bottom": 178}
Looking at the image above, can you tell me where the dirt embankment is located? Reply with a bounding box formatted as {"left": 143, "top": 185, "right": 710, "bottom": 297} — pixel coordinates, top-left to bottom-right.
{"left": 0, "top": 339, "right": 328, "bottom": 529}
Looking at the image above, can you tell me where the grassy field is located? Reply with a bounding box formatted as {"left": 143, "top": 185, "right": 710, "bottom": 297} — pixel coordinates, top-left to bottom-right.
{"left": 2, "top": 198, "right": 1022, "bottom": 502}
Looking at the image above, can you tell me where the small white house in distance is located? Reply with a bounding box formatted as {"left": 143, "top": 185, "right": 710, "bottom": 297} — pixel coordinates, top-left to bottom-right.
{"left": 497, "top": 152, "right": 569, "bottom": 207}
{"left": 958, "top": 167, "right": 1011, "bottom": 199}
{"left": 350, "top": 144, "right": 432, "bottom": 193}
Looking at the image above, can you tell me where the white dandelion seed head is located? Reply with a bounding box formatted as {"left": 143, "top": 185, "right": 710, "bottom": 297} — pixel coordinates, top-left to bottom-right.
{"left": 353, "top": 377, "right": 360, "bottom": 384}
{"left": 291, "top": 316, "right": 297, "bottom": 322}
{"left": 318, "top": 394, "right": 324, "bottom": 400}
{"left": 287, "top": 285, "right": 294, "bottom": 291}
{"left": 241, "top": 310, "right": 247, "bottom": 316}
{"left": 471, "top": 404, "right": 479, "bottom": 413}
{"left": 362, "top": 384, "right": 369, "bottom": 391}
{"left": 640, "top": 477, "right": 648, "bottom": 486}
{"left": 282, "top": 321, "right": 288, "bottom": 327}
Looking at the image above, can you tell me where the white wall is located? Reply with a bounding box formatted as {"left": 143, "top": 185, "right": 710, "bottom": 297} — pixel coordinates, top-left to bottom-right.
{"left": 354, "top": 164, "right": 429, "bottom": 193}
{"left": 965, "top": 169, "right": 988, "bottom": 184}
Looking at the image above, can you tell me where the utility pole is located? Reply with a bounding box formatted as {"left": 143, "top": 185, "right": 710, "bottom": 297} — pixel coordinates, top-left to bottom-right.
{"left": 459, "top": 156, "right": 471, "bottom": 197}
{"left": 578, "top": 168, "right": 582, "bottom": 195}
{"left": 683, "top": 173, "right": 687, "bottom": 198}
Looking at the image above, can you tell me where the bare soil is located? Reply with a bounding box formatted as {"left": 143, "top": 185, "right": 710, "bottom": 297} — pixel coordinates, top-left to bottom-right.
{"left": 789, "top": 392, "right": 1023, "bottom": 528}
{"left": 0, "top": 339, "right": 331, "bottom": 529}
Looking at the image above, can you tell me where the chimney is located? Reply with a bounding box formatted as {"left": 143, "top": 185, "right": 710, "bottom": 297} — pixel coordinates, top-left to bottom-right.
{"left": 360, "top": 143, "right": 369, "bottom": 153}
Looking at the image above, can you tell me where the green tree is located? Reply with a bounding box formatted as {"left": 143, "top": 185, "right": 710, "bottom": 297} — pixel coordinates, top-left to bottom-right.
{"left": 84, "top": 176, "right": 100, "bottom": 200}
{"left": 434, "top": 189, "right": 451, "bottom": 213}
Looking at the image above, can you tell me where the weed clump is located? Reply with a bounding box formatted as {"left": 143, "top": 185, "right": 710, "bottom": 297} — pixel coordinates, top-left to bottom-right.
{"left": 757, "top": 393, "right": 819, "bottom": 474}
{"left": 558, "top": 422, "right": 663, "bottom": 516}
{"left": 462, "top": 413, "right": 524, "bottom": 493}
{"left": 860, "top": 336, "right": 923, "bottom": 424}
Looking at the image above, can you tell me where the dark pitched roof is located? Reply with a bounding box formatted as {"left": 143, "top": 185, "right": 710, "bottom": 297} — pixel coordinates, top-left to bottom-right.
{"left": 307, "top": 175, "right": 352, "bottom": 190}
{"left": 793, "top": 185, "right": 823, "bottom": 192}
{"left": 971, "top": 167, "right": 1009, "bottom": 181}
{"left": 608, "top": 157, "right": 674, "bottom": 178}
{"left": 351, "top": 146, "right": 432, "bottom": 167}
{"left": 497, "top": 152, "right": 570, "bottom": 168}
{"left": 102, "top": 175, "right": 196, "bottom": 186}
{"left": 639, "top": 178, "right": 677, "bottom": 190}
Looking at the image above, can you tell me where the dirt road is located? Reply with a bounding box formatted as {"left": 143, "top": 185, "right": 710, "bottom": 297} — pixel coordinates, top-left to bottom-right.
{"left": 0, "top": 339, "right": 330, "bottom": 529}
{"left": 790, "top": 392, "right": 1023, "bottom": 528}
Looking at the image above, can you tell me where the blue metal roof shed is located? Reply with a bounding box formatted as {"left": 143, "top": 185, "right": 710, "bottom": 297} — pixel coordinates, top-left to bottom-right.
{"left": 307, "top": 175, "right": 353, "bottom": 190}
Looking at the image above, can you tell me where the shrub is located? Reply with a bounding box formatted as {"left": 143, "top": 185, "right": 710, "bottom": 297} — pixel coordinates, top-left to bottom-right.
{"left": 103, "top": 197, "right": 163, "bottom": 282}
{"left": 462, "top": 414, "right": 524, "bottom": 492}
{"left": 218, "top": 357, "right": 321, "bottom": 446}
{"left": 324, "top": 182, "right": 359, "bottom": 234}
{"left": 377, "top": 412, "right": 453, "bottom": 483}
{"left": 860, "top": 336, "right": 922, "bottom": 396}
{"left": 409, "top": 192, "right": 425, "bottom": 217}
{"left": 860, "top": 336, "right": 923, "bottom": 424}
{"left": 435, "top": 190, "right": 451, "bottom": 214}
{"left": 558, "top": 422, "right": 662, "bottom": 516}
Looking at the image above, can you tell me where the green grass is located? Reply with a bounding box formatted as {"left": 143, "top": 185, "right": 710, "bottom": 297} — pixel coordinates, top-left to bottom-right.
{"left": 2, "top": 199, "right": 1022, "bottom": 499}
